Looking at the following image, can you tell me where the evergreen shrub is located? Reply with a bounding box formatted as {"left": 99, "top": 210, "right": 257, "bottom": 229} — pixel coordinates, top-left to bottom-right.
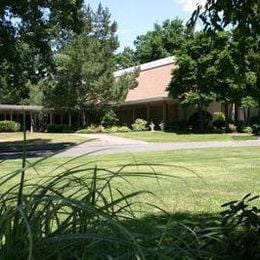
{"left": 0, "top": 120, "right": 21, "bottom": 132}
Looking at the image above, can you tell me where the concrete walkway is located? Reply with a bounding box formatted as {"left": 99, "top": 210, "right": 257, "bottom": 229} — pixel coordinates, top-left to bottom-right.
{"left": 58, "top": 134, "right": 260, "bottom": 157}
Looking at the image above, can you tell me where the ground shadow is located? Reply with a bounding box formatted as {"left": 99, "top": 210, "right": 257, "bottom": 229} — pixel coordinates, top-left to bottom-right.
{"left": 122, "top": 210, "right": 259, "bottom": 259}
{"left": 0, "top": 138, "right": 77, "bottom": 159}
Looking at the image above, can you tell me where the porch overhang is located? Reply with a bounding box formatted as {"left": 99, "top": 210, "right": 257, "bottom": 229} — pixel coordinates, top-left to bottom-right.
{"left": 120, "top": 97, "right": 173, "bottom": 106}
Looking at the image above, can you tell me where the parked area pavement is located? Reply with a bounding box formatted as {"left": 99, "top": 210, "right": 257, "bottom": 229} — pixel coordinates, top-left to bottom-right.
{"left": 58, "top": 133, "right": 260, "bottom": 157}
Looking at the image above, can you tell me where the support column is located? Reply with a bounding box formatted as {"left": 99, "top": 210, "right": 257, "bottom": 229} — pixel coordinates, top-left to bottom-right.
{"left": 30, "top": 112, "right": 33, "bottom": 133}
{"left": 82, "top": 112, "right": 86, "bottom": 127}
{"left": 60, "top": 114, "right": 63, "bottom": 125}
{"left": 49, "top": 112, "right": 53, "bottom": 125}
{"left": 10, "top": 111, "right": 13, "bottom": 121}
{"left": 68, "top": 112, "right": 72, "bottom": 127}
{"left": 4, "top": 112, "right": 6, "bottom": 120}
{"left": 163, "top": 102, "right": 168, "bottom": 128}
{"left": 132, "top": 108, "right": 136, "bottom": 123}
{"left": 146, "top": 104, "right": 150, "bottom": 123}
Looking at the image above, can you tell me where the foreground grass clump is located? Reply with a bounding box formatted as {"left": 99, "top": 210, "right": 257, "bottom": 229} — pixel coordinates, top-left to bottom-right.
{"left": 0, "top": 159, "right": 152, "bottom": 259}
{"left": 0, "top": 155, "right": 259, "bottom": 259}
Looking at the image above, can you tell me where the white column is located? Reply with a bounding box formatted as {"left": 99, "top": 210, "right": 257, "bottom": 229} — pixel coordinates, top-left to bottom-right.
{"left": 82, "top": 112, "right": 86, "bottom": 126}
{"left": 30, "top": 112, "right": 33, "bottom": 133}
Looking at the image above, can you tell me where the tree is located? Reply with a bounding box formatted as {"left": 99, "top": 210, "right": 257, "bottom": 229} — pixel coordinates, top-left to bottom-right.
{"left": 44, "top": 4, "right": 138, "bottom": 125}
{"left": 114, "top": 47, "right": 138, "bottom": 70}
{"left": 190, "top": 0, "right": 260, "bottom": 113}
{"left": 168, "top": 32, "right": 217, "bottom": 129}
{"left": 0, "top": 0, "right": 85, "bottom": 104}
{"left": 132, "top": 19, "right": 186, "bottom": 64}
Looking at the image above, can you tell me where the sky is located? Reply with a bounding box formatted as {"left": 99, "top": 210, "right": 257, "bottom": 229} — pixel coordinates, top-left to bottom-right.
{"left": 85, "top": 0, "right": 206, "bottom": 51}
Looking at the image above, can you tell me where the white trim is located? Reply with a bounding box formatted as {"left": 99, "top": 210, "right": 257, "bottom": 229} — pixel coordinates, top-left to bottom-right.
{"left": 114, "top": 56, "right": 176, "bottom": 77}
{"left": 121, "top": 97, "right": 173, "bottom": 106}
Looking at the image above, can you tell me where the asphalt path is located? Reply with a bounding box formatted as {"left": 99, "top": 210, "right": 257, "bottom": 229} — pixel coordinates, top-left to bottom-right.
{"left": 58, "top": 134, "right": 260, "bottom": 157}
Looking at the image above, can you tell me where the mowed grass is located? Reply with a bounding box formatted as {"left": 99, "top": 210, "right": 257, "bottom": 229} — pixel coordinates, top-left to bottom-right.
{"left": 112, "top": 131, "right": 259, "bottom": 142}
{"left": 1, "top": 146, "right": 260, "bottom": 215}
{"left": 0, "top": 132, "right": 91, "bottom": 146}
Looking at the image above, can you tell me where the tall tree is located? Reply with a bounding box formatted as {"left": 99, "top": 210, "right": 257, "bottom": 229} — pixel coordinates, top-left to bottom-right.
{"left": 190, "top": 0, "right": 260, "bottom": 110}
{"left": 114, "top": 47, "right": 137, "bottom": 70}
{"left": 44, "top": 4, "right": 137, "bottom": 115}
{"left": 168, "top": 31, "right": 245, "bottom": 128}
{"left": 0, "top": 0, "right": 85, "bottom": 104}
{"left": 134, "top": 19, "right": 186, "bottom": 63}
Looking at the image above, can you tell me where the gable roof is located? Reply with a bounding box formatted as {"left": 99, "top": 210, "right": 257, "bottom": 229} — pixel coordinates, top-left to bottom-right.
{"left": 115, "top": 56, "right": 176, "bottom": 105}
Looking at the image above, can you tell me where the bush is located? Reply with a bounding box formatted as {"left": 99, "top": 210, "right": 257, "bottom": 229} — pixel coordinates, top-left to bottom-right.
{"left": 101, "top": 109, "right": 119, "bottom": 127}
{"left": 106, "top": 126, "right": 131, "bottom": 133}
{"left": 227, "top": 123, "right": 237, "bottom": 133}
{"left": 0, "top": 120, "right": 21, "bottom": 132}
{"left": 132, "top": 118, "right": 147, "bottom": 131}
{"left": 213, "top": 112, "right": 225, "bottom": 128}
{"left": 118, "top": 126, "right": 131, "bottom": 132}
{"left": 47, "top": 124, "right": 76, "bottom": 133}
{"left": 249, "top": 115, "right": 260, "bottom": 125}
{"left": 189, "top": 111, "right": 213, "bottom": 129}
{"left": 47, "top": 124, "right": 64, "bottom": 133}
{"left": 241, "top": 126, "right": 253, "bottom": 134}
{"left": 77, "top": 124, "right": 105, "bottom": 134}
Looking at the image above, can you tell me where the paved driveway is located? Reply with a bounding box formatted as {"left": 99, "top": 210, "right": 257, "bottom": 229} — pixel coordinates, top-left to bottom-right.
{"left": 58, "top": 133, "right": 260, "bottom": 157}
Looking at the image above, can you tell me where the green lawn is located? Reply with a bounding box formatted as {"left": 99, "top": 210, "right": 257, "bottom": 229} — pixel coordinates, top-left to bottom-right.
{"left": 112, "top": 131, "right": 259, "bottom": 142}
{"left": 1, "top": 146, "right": 260, "bottom": 215}
{"left": 0, "top": 132, "right": 91, "bottom": 147}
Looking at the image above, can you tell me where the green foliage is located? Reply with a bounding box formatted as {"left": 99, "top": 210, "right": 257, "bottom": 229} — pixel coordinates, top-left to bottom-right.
{"left": 132, "top": 118, "right": 148, "bottom": 131}
{"left": 213, "top": 112, "right": 226, "bottom": 128}
{"left": 0, "top": 159, "right": 150, "bottom": 259}
{"left": 250, "top": 115, "right": 260, "bottom": 125}
{"left": 168, "top": 31, "right": 238, "bottom": 109}
{"left": 241, "top": 126, "right": 253, "bottom": 134}
{"left": 219, "top": 194, "right": 260, "bottom": 259}
{"left": 47, "top": 124, "right": 75, "bottom": 133}
{"left": 228, "top": 123, "right": 237, "bottom": 133}
{"left": 134, "top": 19, "right": 186, "bottom": 63}
{"left": 190, "top": 0, "right": 260, "bottom": 112}
{"left": 112, "top": 69, "right": 139, "bottom": 103}
{"left": 0, "top": 121, "right": 21, "bottom": 132}
{"left": 106, "top": 126, "right": 131, "bottom": 133}
{"left": 44, "top": 4, "right": 119, "bottom": 111}
{"left": 101, "top": 109, "right": 119, "bottom": 127}
{"left": 114, "top": 47, "right": 138, "bottom": 70}
{"left": 0, "top": 0, "right": 85, "bottom": 104}
{"left": 188, "top": 111, "right": 213, "bottom": 130}
{"left": 77, "top": 125, "right": 105, "bottom": 134}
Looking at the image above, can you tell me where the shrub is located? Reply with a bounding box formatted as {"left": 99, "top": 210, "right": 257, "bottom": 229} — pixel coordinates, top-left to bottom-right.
{"left": 0, "top": 120, "right": 21, "bottom": 132}
{"left": 47, "top": 124, "right": 64, "bottom": 133}
{"left": 77, "top": 124, "right": 105, "bottom": 134}
{"left": 227, "top": 123, "right": 237, "bottom": 133}
{"left": 249, "top": 115, "right": 260, "bottom": 125}
{"left": 118, "top": 126, "right": 131, "bottom": 132}
{"left": 189, "top": 111, "right": 213, "bottom": 129}
{"left": 47, "top": 124, "right": 76, "bottom": 133}
{"left": 132, "top": 118, "right": 147, "bottom": 131}
{"left": 213, "top": 112, "right": 225, "bottom": 128}
{"left": 101, "top": 109, "right": 119, "bottom": 127}
{"left": 241, "top": 126, "right": 253, "bottom": 134}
